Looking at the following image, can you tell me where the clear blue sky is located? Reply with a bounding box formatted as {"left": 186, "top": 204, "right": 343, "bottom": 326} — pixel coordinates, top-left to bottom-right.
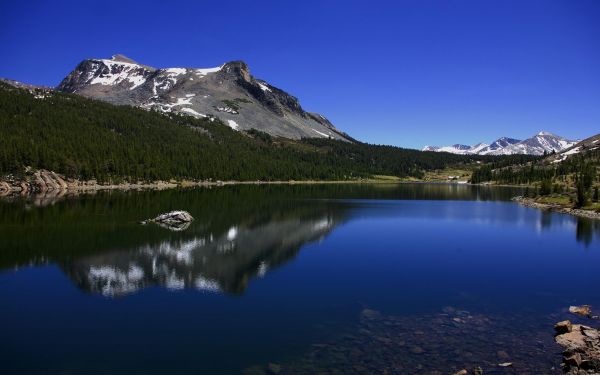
{"left": 1, "top": 0, "right": 598, "bottom": 149}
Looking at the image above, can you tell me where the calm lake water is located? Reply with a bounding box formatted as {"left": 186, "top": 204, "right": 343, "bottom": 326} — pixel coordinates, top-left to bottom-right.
{"left": 1, "top": 184, "right": 599, "bottom": 374}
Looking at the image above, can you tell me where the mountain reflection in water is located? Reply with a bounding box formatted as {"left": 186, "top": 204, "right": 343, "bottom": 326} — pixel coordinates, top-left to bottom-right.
{"left": 1, "top": 184, "right": 599, "bottom": 299}
{"left": 63, "top": 213, "right": 340, "bottom": 296}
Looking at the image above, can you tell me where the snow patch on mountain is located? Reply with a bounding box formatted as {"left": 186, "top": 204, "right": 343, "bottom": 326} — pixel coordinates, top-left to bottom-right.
{"left": 227, "top": 119, "right": 239, "bottom": 130}
{"left": 257, "top": 81, "right": 271, "bottom": 92}
{"left": 180, "top": 107, "right": 206, "bottom": 117}
{"left": 195, "top": 66, "right": 222, "bottom": 77}
{"left": 313, "top": 129, "right": 330, "bottom": 138}
{"left": 88, "top": 59, "right": 148, "bottom": 90}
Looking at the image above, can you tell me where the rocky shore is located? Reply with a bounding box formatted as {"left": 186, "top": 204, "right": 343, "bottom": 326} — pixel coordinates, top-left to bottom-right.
{"left": 512, "top": 196, "right": 600, "bottom": 220}
{"left": 0, "top": 169, "right": 183, "bottom": 196}
{"left": 554, "top": 306, "right": 600, "bottom": 374}
{"left": 0, "top": 169, "right": 403, "bottom": 197}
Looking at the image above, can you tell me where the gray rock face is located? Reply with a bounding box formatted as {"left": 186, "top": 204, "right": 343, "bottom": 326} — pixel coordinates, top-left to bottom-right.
{"left": 57, "top": 55, "right": 350, "bottom": 141}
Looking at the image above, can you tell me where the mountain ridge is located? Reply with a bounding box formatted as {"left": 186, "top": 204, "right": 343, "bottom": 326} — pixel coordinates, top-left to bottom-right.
{"left": 56, "top": 54, "right": 351, "bottom": 141}
{"left": 423, "top": 132, "right": 577, "bottom": 156}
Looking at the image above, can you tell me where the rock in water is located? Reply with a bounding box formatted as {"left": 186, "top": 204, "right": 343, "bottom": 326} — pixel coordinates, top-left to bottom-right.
{"left": 569, "top": 305, "right": 592, "bottom": 318}
{"left": 141, "top": 211, "right": 194, "bottom": 231}
{"left": 555, "top": 323, "right": 600, "bottom": 374}
{"left": 153, "top": 210, "right": 194, "bottom": 224}
{"left": 555, "top": 320, "right": 573, "bottom": 334}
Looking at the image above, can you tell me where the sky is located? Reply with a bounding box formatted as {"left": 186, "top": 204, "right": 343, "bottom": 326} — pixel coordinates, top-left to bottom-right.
{"left": 1, "top": 0, "right": 598, "bottom": 149}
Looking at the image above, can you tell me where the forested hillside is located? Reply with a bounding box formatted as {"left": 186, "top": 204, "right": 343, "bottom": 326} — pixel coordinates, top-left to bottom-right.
{"left": 0, "top": 82, "right": 506, "bottom": 183}
{"left": 471, "top": 145, "right": 600, "bottom": 207}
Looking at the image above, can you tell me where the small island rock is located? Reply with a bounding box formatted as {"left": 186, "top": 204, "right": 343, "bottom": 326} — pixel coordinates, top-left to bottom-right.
{"left": 152, "top": 210, "right": 194, "bottom": 224}
{"left": 569, "top": 305, "right": 592, "bottom": 318}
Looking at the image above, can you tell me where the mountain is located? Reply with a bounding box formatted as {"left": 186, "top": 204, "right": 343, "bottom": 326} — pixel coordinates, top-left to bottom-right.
{"left": 423, "top": 132, "right": 576, "bottom": 156}
{"left": 57, "top": 54, "right": 350, "bottom": 141}
{"left": 546, "top": 133, "right": 600, "bottom": 164}
{"left": 476, "top": 137, "right": 521, "bottom": 154}
{"left": 491, "top": 132, "right": 577, "bottom": 156}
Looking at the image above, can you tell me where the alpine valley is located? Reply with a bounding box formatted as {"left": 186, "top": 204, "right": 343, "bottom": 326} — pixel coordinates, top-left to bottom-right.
{"left": 0, "top": 54, "right": 596, "bottom": 195}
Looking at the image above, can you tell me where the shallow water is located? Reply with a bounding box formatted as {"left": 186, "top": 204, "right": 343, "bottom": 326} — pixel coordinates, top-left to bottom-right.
{"left": 1, "top": 184, "right": 599, "bottom": 374}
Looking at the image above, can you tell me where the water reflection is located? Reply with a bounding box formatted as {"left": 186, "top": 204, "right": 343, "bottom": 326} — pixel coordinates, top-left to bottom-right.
{"left": 63, "top": 214, "right": 341, "bottom": 296}
{"left": 1, "top": 184, "right": 598, "bottom": 299}
{"left": 537, "top": 210, "right": 600, "bottom": 248}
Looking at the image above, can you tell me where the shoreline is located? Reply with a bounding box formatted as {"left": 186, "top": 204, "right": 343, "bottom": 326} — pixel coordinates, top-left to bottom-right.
{"left": 3, "top": 171, "right": 598, "bottom": 222}
{"left": 512, "top": 196, "right": 600, "bottom": 220}
{"left": 0, "top": 169, "right": 425, "bottom": 198}
{"left": 0, "top": 169, "right": 484, "bottom": 198}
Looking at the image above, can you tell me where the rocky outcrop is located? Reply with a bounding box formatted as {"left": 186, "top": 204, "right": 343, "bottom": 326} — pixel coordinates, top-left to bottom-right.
{"left": 151, "top": 210, "right": 194, "bottom": 224}
{"left": 140, "top": 210, "right": 194, "bottom": 231}
{"left": 555, "top": 322, "right": 600, "bottom": 374}
{"left": 0, "top": 169, "right": 185, "bottom": 200}
{"left": 0, "top": 170, "right": 69, "bottom": 195}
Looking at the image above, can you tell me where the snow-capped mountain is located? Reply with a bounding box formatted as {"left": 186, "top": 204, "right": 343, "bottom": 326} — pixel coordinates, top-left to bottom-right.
{"left": 422, "top": 132, "right": 576, "bottom": 156}
{"left": 476, "top": 137, "right": 521, "bottom": 154}
{"left": 490, "top": 132, "right": 577, "bottom": 155}
{"left": 57, "top": 54, "right": 351, "bottom": 141}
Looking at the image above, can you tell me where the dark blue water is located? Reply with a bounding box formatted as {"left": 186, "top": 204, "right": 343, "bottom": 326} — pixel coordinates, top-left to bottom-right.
{"left": 1, "top": 184, "right": 599, "bottom": 374}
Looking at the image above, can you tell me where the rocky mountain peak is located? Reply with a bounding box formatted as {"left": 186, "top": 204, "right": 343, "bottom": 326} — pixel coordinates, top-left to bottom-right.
{"left": 221, "top": 61, "right": 251, "bottom": 81}
{"left": 110, "top": 54, "right": 140, "bottom": 65}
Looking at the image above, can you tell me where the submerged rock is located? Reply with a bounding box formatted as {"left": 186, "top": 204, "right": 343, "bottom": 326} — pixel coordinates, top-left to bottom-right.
{"left": 267, "top": 363, "right": 281, "bottom": 374}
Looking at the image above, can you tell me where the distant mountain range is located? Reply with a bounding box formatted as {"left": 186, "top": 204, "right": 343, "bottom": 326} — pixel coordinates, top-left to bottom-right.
{"left": 55, "top": 54, "right": 351, "bottom": 141}
{"left": 423, "top": 132, "right": 577, "bottom": 156}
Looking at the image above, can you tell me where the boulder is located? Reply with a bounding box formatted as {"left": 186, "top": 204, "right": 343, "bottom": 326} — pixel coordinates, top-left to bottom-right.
{"left": 555, "top": 320, "right": 573, "bottom": 334}
{"left": 152, "top": 210, "right": 194, "bottom": 224}
{"left": 569, "top": 305, "right": 592, "bottom": 318}
{"left": 141, "top": 211, "right": 194, "bottom": 231}
{"left": 555, "top": 323, "right": 600, "bottom": 374}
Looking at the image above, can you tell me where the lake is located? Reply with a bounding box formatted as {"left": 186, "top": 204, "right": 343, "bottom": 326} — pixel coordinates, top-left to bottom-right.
{"left": 1, "top": 183, "right": 599, "bottom": 374}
